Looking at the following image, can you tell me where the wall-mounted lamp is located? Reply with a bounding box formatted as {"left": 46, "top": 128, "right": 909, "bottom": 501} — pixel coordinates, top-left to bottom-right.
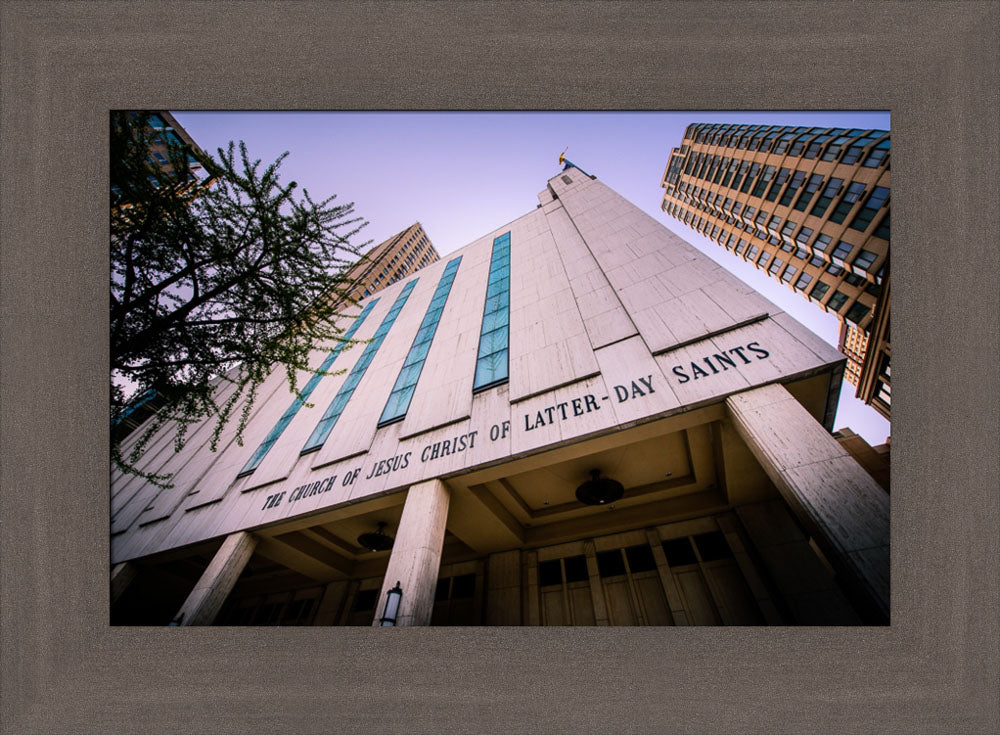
{"left": 379, "top": 581, "right": 403, "bottom": 626}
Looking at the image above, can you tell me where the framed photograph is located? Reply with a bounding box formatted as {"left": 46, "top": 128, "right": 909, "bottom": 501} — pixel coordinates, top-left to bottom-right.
{"left": 2, "top": 2, "right": 996, "bottom": 732}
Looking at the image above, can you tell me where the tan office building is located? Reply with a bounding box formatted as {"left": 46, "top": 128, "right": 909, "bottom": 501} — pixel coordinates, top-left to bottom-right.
{"left": 111, "top": 165, "right": 889, "bottom": 627}
{"left": 114, "top": 111, "right": 216, "bottom": 199}
{"left": 659, "top": 123, "right": 891, "bottom": 419}
{"left": 338, "top": 222, "right": 439, "bottom": 305}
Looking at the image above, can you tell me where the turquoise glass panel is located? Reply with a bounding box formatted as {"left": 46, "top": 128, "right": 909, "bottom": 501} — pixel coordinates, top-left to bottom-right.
{"left": 237, "top": 298, "right": 379, "bottom": 476}
{"left": 302, "top": 280, "right": 418, "bottom": 452}
{"left": 473, "top": 233, "right": 511, "bottom": 391}
{"left": 378, "top": 257, "right": 462, "bottom": 425}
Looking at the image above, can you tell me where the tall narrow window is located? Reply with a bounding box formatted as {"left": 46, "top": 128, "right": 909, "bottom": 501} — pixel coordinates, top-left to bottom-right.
{"left": 739, "top": 163, "right": 761, "bottom": 193}
{"left": 237, "top": 299, "right": 380, "bottom": 476}
{"left": 713, "top": 157, "right": 729, "bottom": 184}
{"left": 810, "top": 177, "right": 844, "bottom": 217}
{"left": 721, "top": 159, "right": 739, "bottom": 187}
{"left": 730, "top": 161, "right": 750, "bottom": 190}
{"left": 378, "top": 257, "right": 462, "bottom": 426}
{"left": 473, "top": 232, "right": 511, "bottom": 391}
{"left": 779, "top": 170, "right": 806, "bottom": 206}
{"left": 301, "top": 280, "right": 418, "bottom": 453}
{"left": 765, "top": 167, "right": 790, "bottom": 201}
{"left": 793, "top": 174, "right": 825, "bottom": 211}
{"left": 829, "top": 181, "right": 866, "bottom": 223}
{"left": 751, "top": 165, "right": 776, "bottom": 198}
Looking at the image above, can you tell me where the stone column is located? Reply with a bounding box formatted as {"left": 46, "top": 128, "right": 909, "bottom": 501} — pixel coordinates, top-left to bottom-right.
{"left": 726, "top": 383, "right": 890, "bottom": 622}
{"left": 174, "top": 531, "right": 257, "bottom": 626}
{"left": 372, "top": 479, "right": 451, "bottom": 627}
{"left": 110, "top": 561, "right": 137, "bottom": 605}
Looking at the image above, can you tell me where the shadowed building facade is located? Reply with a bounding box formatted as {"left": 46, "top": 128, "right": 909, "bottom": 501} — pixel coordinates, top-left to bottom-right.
{"left": 659, "top": 123, "right": 891, "bottom": 419}
{"left": 111, "top": 165, "right": 889, "bottom": 627}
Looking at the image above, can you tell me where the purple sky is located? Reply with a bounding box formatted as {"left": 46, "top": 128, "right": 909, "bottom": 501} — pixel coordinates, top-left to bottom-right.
{"left": 172, "top": 110, "right": 891, "bottom": 444}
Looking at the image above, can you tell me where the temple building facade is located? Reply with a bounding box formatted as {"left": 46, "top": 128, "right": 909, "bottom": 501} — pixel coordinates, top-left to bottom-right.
{"left": 111, "top": 164, "right": 889, "bottom": 627}
{"left": 659, "top": 122, "right": 891, "bottom": 419}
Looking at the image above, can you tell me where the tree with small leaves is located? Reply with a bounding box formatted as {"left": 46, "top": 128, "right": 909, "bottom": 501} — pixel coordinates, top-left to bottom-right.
{"left": 111, "top": 111, "right": 371, "bottom": 483}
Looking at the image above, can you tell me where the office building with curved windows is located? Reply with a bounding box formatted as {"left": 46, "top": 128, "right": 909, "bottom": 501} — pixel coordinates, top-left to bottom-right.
{"left": 659, "top": 123, "right": 891, "bottom": 419}
{"left": 111, "top": 163, "right": 889, "bottom": 628}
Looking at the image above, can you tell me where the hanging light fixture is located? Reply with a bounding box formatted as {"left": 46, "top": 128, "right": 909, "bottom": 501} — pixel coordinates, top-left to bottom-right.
{"left": 575, "top": 469, "right": 625, "bottom": 506}
{"left": 357, "top": 521, "right": 394, "bottom": 552}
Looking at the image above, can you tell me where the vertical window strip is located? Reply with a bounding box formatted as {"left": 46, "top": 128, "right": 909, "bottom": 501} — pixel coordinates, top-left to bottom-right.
{"left": 237, "top": 298, "right": 380, "bottom": 475}
{"left": 473, "top": 232, "right": 511, "bottom": 391}
{"left": 378, "top": 257, "right": 463, "bottom": 425}
{"left": 301, "top": 280, "right": 418, "bottom": 453}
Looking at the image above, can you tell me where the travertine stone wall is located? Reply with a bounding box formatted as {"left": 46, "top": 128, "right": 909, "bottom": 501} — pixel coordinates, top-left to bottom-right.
{"left": 111, "top": 171, "right": 845, "bottom": 566}
{"left": 727, "top": 384, "right": 889, "bottom": 621}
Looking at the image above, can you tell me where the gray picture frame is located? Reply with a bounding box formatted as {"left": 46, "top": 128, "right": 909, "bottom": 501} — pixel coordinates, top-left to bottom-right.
{"left": 1, "top": 1, "right": 997, "bottom": 732}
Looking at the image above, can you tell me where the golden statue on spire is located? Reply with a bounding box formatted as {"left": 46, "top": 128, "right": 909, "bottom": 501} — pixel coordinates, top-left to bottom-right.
{"left": 558, "top": 147, "right": 593, "bottom": 178}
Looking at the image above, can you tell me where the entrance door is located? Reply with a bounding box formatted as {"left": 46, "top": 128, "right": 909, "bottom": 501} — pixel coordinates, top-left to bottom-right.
{"left": 536, "top": 554, "right": 596, "bottom": 625}
{"left": 660, "top": 531, "right": 763, "bottom": 625}
{"left": 595, "top": 544, "right": 672, "bottom": 626}
{"left": 526, "top": 516, "right": 768, "bottom": 626}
